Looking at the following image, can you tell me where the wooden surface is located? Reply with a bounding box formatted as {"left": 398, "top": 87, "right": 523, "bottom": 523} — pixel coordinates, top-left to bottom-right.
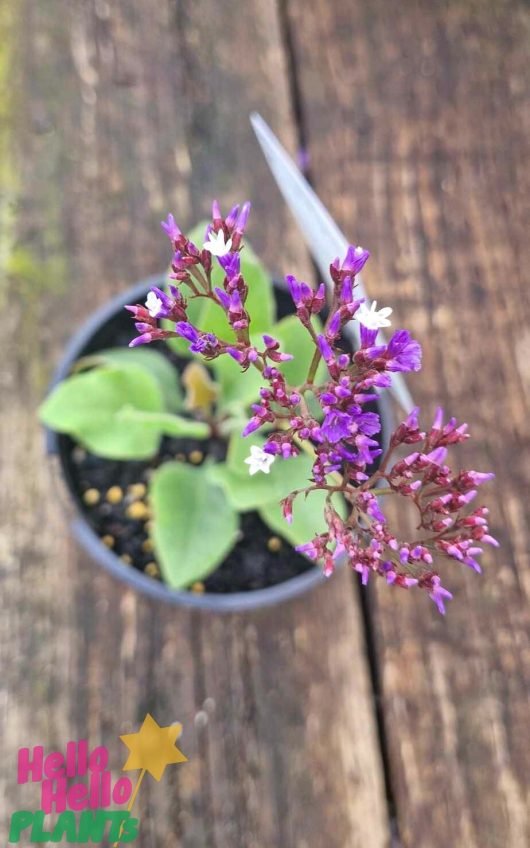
{"left": 287, "top": 1, "right": 530, "bottom": 846}
{"left": 1, "top": 1, "right": 528, "bottom": 846}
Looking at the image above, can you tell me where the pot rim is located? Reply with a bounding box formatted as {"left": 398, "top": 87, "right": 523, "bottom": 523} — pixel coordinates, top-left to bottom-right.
{"left": 45, "top": 276, "right": 394, "bottom": 612}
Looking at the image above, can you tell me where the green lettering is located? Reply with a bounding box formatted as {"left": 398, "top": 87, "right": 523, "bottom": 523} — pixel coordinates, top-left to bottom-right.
{"left": 51, "top": 811, "right": 77, "bottom": 843}
{"left": 30, "top": 811, "right": 52, "bottom": 842}
{"left": 120, "top": 814, "right": 139, "bottom": 843}
{"left": 8, "top": 810, "right": 34, "bottom": 842}
{"left": 106, "top": 811, "right": 128, "bottom": 842}
{"left": 77, "top": 810, "right": 107, "bottom": 842}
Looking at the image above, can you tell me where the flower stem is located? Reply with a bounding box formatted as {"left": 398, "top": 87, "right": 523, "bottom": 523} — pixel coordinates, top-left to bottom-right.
{"left": 305, "top": 347, "right": 322, "bottom": 385}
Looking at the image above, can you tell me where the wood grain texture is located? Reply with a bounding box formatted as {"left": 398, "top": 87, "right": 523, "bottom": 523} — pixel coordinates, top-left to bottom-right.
{"left": 286, "top": 0, "right": 530, "bottom": 846}
{"left": 0, "top": 1, "right": 388, "bottom": 846}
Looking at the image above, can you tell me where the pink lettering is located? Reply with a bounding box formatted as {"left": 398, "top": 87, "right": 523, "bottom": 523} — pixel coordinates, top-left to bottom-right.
{"left": 88, "top": 746, "right": 108, "bottom": 772}
{"left": 68, "top": 781, "right": 89, "bottom": 811}
{"left": 17, "top": 747, "right": 44, "bottom": 784}
{"left": 44, "top": 751, "right": 65, "bottom": 779}
{"left": 113, "top": 776, "right": 133, "bottom": 806}
{"left": 41, "top": 777, "right": 67, "bottom": 814}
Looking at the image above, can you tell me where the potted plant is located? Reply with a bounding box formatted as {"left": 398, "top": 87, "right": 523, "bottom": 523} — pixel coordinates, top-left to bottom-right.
{"left": 40, "top": 202, "right": 496, "bottom": 613}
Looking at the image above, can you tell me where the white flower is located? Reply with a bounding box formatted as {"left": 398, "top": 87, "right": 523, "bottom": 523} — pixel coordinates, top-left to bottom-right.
{"left": 145, "top": 291, "right": 164, "bottom": 318}
{"left": 355, "top": 300, "right": 393, "bottom": 330}
{"left": 244, "top": 445, "right": 275, "bottom": 476}
{"left": 203, "top": 229, "right": 233, "bottom": 257}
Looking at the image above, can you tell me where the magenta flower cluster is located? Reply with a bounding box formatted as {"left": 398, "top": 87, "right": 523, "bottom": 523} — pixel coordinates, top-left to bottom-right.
{"left": 126, "top": 201, "right": 497, "bottom": 614}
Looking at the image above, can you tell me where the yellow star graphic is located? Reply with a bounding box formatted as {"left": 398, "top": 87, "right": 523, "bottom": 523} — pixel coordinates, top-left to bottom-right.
{"left": 119, "top": 713, "right": 188, "bottom": 782}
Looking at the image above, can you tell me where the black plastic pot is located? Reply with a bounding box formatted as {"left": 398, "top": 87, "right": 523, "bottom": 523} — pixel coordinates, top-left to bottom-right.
{"left": 45, "top": 277, "right": 393, "bottom": 612}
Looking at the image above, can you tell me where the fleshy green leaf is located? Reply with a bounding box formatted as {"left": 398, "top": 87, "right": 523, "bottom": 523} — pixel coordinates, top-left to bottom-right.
{"left": 75, "top": 346, "right": 183, "bottom": 411}
{"left": 39, "top": 364, "right": 165, "bottom": 459}
{"left": 165, "top": 222, "right": 275, "bottom": 355}
{"left": 207, "top": 431, "right": 315, "bottom": 511}
{"left": 272, "top": 314, "right": 327, "bottom": 387}
{"left": 240, "top": 241, "right": 275, "bottom": 332}
{"left": 150, "top": 461, "right": 239, "bottom": 588}
{"left": 116, "top": 408, "right": 210, "bottom": 440}
{"left": 211, "top": 353, "right": 263, "bottom": 411}
{"left": 259, "top": 490, "right": 346, "bottom": 549}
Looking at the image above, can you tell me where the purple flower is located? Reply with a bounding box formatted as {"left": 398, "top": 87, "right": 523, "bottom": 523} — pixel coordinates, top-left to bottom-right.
{"left": 134, "top": 199, "right": 498, "bottom": 616}
{"left": 175, "top": 322, "right": 218, "bottom": 355}
{"left": 355, "top": 433, "right": 382, "bottom": 465}
{"left": 225, "top": 204, "right": 240, "bottom": 228}
{"left": 226, "top": 347, "right": 244, "bottom": 363}
{"left": 385, "top": 330, "right": 422, "bottom": 372}
{"left": 228, "top": 290, "right": 242, "bottom": 314}
{"left": 428, "top": 576, "right": 453, "bottom": 615}
{"left": 295, "top": 540, "right": 319, "bottom": 559}
{"left": 161, "top": 213, "right": 181, "bottom": 242}
{"left": 355, "top": 411, "right": 381, "bottom": 436}
{"left": 360, "top": 325, "right": 380, "bottom": 348}
{"left": 231, "top": 202, "right": 251, "bottom": 249}
{"left": 211, "top": 199, "right": 222, "bottom": 224}
{"left": 317, "top": 334, "right": 333, "bottom": 363}
{"left": 406, "top": 406, "right": 420, "bottom": 428}
{"left": 129, "top": 333, "right": 152, "bottom": 347}
{"left": 320, "top": 411, "right": 353, "bottom": 443}
{"left": 423, "top": 446, "right": 448, "bottom": 466}
{"left": 327, "top": 311, "right": 342, "bottom": 337}
{"left": 341, "top": 276, "right": 353, "bottom": 304}
{"left": 357, "top": 491, "right": 386, "bottom": 523}
{"left": 218, "top": 251, "right": 241, "bottom": 278}
{"left": 336, "top": 244, "right": 370, "bottom": 276}
{"left": 175, "top": 322, "right": 199, "bottom": 343}
{"left": 215, "top": 287, "right": 231, "bottom": 310}
{"left": 466, "top": 471, "right": 496, "bottom": 486}
{"left": 235, "top": 202, "right": 251, "bottom": 234}
{"left": 286, "top": 275, "right": 313, "bottom": 308}
{"left": 242, "top": 418, "right": 261, "bottom": 437}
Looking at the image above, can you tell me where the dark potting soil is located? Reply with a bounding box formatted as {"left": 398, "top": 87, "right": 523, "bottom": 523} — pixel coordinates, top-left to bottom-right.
{"left": 69, "top": 432, "right": 313, "bottom": 593}
{"left": 59, "top": 282, "right": 383, "bottom": 594}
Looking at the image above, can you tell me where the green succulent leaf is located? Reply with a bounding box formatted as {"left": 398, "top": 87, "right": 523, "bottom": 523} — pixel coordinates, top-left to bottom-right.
{"left": 165, "top": 221, "right": 275, "bottom": 356}
{"left": 240, "top": 241, "right": 276, "bottom": 332}
{"left": 74, "top": 346, "right": 183, "bottom": 411}
{"left": 207, "top": 431, "right": 315, "bottom": 511}
{"left": 116, "top": 408, "right": 210, "bottom": 440}
{"left": 149, "top": 461, "right": 239, "bottom": 588}
{"left": 259, "top": 489, "right": 346, "bottom": 549}
{"left": 272, "top": 314, "right": 327, "bottom": 387}
{"left": 211, "top": 353, "right": 264, "bottom": 411}
{"left": 39, "top": 364, "right": 166, "bottom": 459}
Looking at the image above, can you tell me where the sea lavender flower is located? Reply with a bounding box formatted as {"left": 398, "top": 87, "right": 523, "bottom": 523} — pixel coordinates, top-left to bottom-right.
{"left": 426, "top": 575, "right": 453, "bottom": 615}
{"left": 161, "top": 213, "right": 182, "bottom": 244}
{"left": 125, "top": 204, "right": 496, "bottom": 615}
{"left": 203, "top": 229, "right": 233, "bottom": 257}
{"left": 355, "top": 300, "right": 393, "bottom": 330}
{"left": 287, "top": 275, "right": 326, "bottom": 322}
{"left": 244, "top": 445, "right": 276, "bottom": 476}
{"left": 331, "top": 244, "right": 370, "bottom": 280}
{"left": 175, "top": 323, "right": 220, "bottom": 357}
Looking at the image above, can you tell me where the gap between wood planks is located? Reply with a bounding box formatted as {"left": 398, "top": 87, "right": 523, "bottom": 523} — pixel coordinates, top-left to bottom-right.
{"left": 276, "top": 0, "right": 401, "bottom": 843}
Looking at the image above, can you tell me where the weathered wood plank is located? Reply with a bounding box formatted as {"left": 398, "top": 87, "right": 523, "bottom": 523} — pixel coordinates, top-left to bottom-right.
{"left": 0, "top": 1, "right": 389, "bottom": 845}
{"left": 286, "top": 0, "right": 530, "bottom": 845}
